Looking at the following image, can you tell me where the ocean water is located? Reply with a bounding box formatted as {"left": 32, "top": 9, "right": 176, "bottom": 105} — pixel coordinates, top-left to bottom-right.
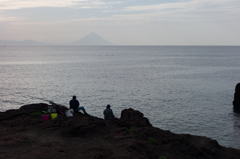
{"left": 0, "top": 45, "right": 240, "bottom": 149}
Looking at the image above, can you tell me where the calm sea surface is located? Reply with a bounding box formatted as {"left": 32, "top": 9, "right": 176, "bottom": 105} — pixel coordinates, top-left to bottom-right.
{"left": 0, "top": 46, "right": 240, "bottom": 148}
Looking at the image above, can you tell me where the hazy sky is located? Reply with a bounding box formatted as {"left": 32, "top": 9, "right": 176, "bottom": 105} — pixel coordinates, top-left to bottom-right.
{"left": 0, "top": 0, "right": 240, "bottom": 45}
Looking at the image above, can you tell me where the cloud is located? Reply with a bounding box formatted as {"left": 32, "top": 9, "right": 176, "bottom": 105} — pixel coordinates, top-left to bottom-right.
{"left": 123, "top": 0, "right": 240, "bottom": 12}
{"left": 0, "top": 16, "right": 19, "bottom": 21}
{"left": 0, "top": 0, "right": 79, "bottom": 9}
{"left": 114, "top": 0, "right": 240, "bottom": 22}
{"left": 0, "top": 0, "right": 122, "bottom": 10}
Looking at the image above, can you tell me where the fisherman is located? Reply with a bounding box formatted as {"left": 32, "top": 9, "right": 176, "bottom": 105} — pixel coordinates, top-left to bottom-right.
{"left": 103, "top": 104, "right": 115, "bottom": 120}
{"left": 69, "top": 96, "right": 88, "bottom": 115}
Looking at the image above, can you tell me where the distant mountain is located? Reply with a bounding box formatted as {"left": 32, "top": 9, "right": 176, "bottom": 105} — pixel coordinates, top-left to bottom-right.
{"left": 70, "top": 32, "right": 114, "bottom": 45}
{"left": 0, "top": 39, "right": 49, "bottom": 45}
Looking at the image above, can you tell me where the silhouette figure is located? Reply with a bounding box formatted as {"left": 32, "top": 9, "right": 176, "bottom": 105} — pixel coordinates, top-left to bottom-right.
{"left": 69, "top": 96, "right": 88, "bottom": 115}
{"left": 103, "top": 104, "right": 115, "bottom": 120}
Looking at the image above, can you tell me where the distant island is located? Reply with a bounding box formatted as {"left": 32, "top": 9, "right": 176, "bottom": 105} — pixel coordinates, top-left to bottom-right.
{"left": 0, "top": 32, "right": 114, "bottom": 46}
{"left": 0, "top": 39, "right": 49, "bottom": 46}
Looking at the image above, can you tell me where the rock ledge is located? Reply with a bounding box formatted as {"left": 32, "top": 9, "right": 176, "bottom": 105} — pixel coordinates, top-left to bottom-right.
{"left": 1, "top": 103, "right": 240, "bottom": 159}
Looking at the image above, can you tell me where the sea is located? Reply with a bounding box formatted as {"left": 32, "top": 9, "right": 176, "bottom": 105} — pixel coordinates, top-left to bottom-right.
{"left": 0, "top": 45, "right": 240, "bottom": 149}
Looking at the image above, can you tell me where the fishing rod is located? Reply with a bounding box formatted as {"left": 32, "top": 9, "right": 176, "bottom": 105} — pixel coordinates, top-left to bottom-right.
{"left": 27, "top": 95, "right": 66, "bottom": 106}
{"left": 28, "top": 96, "right": 51, "bottom": 102}
{"left": 27, "top": 95, "right": 68, "bottom": 115}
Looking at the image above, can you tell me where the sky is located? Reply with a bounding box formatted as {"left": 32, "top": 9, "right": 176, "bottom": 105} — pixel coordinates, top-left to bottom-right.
{"left": 0, "top": 0, "right": 240, "bottom": 45}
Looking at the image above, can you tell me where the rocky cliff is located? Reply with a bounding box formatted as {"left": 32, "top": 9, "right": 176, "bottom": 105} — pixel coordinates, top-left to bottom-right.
{"left": 1, "top": 103, "right": 240, "bottom": 159}
{"left": 233, "top": 83, "right": 240, "bottom": 108}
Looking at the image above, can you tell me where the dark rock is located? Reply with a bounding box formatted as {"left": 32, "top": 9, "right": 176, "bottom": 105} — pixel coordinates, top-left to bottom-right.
{"left": 233, "top": 83, "right": 240, "bottom": 108}
{"left": 118, "top": 108, "right": 152, "bottom": 128}
{"left": 1, "top": 103, "right": 240, "bottom": 159}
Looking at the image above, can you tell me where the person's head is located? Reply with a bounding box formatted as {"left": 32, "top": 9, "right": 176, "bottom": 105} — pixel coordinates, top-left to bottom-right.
{"left": 106, "top": 104, "right": 111, "bottom": 109}
{"left": 73, "top": 95, "right": 76, "bottom": 99}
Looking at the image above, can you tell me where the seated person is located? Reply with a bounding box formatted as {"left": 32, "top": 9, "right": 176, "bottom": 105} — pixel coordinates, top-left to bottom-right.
{"left": 69, "top": 96, "right": 88, "bottom": 115}
{"left": 103, "top": 104, "right": 115, "bottom": 120}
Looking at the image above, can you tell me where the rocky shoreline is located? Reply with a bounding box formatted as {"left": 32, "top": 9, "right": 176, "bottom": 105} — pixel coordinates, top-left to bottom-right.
{"left": 1, "top": 103, "right": 240, "bottom": 159}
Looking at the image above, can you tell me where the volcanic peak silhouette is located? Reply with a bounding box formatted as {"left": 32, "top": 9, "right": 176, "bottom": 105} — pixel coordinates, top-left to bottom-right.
{"left": 71, "top": 32, "right": 114, "bottom": 45}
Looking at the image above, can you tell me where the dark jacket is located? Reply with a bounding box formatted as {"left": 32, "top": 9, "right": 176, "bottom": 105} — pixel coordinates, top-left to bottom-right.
{"left": 103, "top": 108, "right": 115, "bottom": 120}
{"left": 69, "top": 99, "right": 79, "bottom": 110}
